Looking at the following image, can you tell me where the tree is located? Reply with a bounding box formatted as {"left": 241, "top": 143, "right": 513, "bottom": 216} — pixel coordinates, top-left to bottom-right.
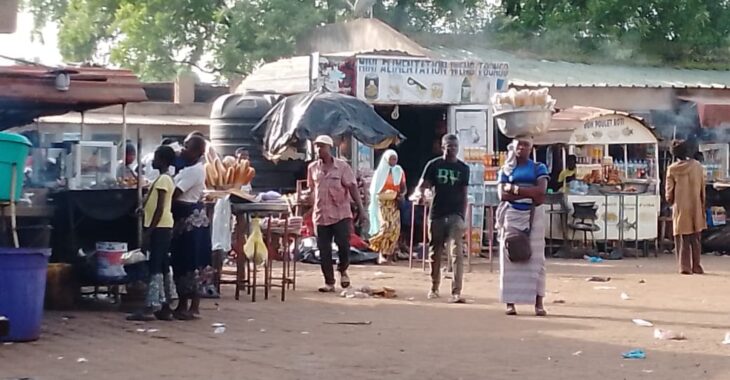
{"left": 25, "top": 0, "right": 490, "bottom": 81}
{"left": 491, "top": 0, "right": 730, "bottom": 68}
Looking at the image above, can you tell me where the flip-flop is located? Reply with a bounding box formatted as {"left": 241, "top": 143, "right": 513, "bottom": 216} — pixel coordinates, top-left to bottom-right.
{"left": 340, "top": 273, "right": 351, "bottom": 289}
{"left": 318, "top": 285, "right": 335, "bottom": 293}
{"left": 535, "top": 308, "right": 547, "bottom": 317}
{"left": 505, "top": 308, "right": 517, "bottom": 316}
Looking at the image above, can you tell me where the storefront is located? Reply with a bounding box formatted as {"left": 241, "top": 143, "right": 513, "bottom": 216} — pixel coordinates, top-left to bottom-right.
{"left": 349, "top": 55, "right": 508, "bottom": 250}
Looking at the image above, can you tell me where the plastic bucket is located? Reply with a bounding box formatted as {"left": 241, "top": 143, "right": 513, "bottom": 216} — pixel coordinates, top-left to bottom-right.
{"left": 0, "top": 248, "right": 52, "bottom": 342}
{"left": 96, "top": 242, "right": 127, "bottom": 280}
{"left": 0, "top": 132, "right": 32, "bottom": 202}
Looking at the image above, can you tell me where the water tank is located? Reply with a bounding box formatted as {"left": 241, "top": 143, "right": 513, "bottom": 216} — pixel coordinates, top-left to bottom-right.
{"left": 210, "top": 93, "right": 306, "bottom": 192}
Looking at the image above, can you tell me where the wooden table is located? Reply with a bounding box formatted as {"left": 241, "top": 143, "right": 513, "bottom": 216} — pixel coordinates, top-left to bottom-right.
{"left": 230, "top": 202, "right": 296, "bottom": 302}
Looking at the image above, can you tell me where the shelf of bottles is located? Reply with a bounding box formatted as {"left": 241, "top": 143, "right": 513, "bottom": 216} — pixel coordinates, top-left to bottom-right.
{"left": 464, "top": 147, "right": 487, "bottom": 254}
{"left": 699, "top": 144, "right": 729, "bottom": 183}
{"left": 482, "top": 150, "right": 507, "bottom": 207}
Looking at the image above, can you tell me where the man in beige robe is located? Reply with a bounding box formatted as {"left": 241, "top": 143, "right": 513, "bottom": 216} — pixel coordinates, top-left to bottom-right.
{"left": 665, "top": 141, "right": 707, "bottom": 275}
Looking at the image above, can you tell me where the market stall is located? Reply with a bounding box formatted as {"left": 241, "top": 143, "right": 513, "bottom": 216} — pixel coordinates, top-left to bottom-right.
{"left": 538, "top": 107, "right": 662, "bottom": 251}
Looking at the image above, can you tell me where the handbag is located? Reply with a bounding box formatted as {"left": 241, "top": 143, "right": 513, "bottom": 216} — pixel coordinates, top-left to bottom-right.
{"left": 504, "top": 205, "right": 535, "bottom": 263}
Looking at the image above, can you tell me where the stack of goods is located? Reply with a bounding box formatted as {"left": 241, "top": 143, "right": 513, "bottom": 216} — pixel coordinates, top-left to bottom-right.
{"left": 493, "top": 88, "right": 556, "bottom": 111}
{"left": 492, "top": 88, "right": 556, "bottom": 138}
{"left": 205, "top": 155, "right": 255, "bottom": 190}
{"left": 262, "top": 216, "right": 304, "bottom": 235}
{"left": 118, "top": 176, "right": 142, "bottom": 188}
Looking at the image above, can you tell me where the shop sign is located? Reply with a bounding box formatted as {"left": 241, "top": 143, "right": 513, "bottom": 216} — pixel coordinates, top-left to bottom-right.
{"left": 571, "top": 115, "right": 656, "bottom": 145}
{"left": 355, "top": 56, "right": 509, "bottom": 105}
{"left": 312, "top": 55, "right": 355, "bottom": 95}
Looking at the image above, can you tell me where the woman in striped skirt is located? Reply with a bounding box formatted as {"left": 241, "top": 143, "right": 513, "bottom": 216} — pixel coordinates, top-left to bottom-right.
{"left": 497, "top": 137, "right": 549, "bottom": 316}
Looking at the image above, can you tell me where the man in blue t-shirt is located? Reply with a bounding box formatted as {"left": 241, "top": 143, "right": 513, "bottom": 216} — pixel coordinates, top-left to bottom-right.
{"left": 413, "top": 134, "right": 470, "bottom": 303}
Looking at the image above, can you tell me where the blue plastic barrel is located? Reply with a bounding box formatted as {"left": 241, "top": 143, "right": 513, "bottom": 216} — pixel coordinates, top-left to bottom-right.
{"left": 0, "top": 132, "right": 31, "bottom": 201}
{"left": 0, "top": 248, "right": 51, "bottom": 342}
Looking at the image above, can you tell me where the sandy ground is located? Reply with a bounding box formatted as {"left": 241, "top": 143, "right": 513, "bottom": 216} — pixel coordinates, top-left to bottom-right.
{"left": 2, "top": 254, "right": 730, "bottom": 380}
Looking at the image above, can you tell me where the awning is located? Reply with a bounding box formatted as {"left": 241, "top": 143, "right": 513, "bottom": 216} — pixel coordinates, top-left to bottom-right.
{"left": 678, "top": 96, "right": 730, "bottom": 128}
{"left": 534, "top": 106, "right": 658, "bottom": 145}
{"left": 0, "top": 65, "right": 147, "bottom": 130}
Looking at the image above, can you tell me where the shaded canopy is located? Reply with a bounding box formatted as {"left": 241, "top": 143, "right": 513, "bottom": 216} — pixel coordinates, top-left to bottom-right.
{"left": 252, "top": 90, "right": 405, "bottom": 160}
{"left": 0, "top": 65, "right": 147, "bottom": 130}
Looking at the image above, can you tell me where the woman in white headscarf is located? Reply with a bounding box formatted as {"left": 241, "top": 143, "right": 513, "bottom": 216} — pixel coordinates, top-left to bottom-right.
{"left": 368, "top": 150, "right": 406, "bottom": 264}
{"left": 497, "top": 136, "right": 550, "bottom": 316}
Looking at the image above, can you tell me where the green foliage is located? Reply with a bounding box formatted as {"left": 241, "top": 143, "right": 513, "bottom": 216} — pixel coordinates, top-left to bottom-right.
{"left": 490, "top": 0, "right": 730, "bottom": 68}
{"left": 23, "top": 0, "right": 730, "bottom": 81}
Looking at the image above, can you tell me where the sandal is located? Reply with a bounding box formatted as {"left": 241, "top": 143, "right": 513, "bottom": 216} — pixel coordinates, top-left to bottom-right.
{"left": 340, "top": 272, "right": 351, "bottom": 289}
{"left": 535, "top": 308, "right": 547, "bottom": 317}
{"left": 505, "top": 306, "right": 517, "bottom": 316}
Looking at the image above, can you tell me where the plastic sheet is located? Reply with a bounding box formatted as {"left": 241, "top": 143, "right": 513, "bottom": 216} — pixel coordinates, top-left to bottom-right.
{"left": 211, "top": 197, "right": 232, "bottom": 252}
{"left": 252, "top": 90, "right": 405, "bottom": 160}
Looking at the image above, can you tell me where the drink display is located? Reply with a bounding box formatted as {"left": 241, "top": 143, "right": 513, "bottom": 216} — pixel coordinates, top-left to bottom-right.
{"left": 483, "top": 151, "right": 508, "bottom": 182}
{"left": 699, "top": 144, "right": 729, "bottom": 182}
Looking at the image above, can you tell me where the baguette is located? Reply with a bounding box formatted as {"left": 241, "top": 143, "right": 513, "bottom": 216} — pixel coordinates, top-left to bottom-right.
{"left": 222, "top": 155, "right": 237, "bottom": 168}
{"left": 214, "top": 158, "right": 226, "bottom": 187}
{"left": 241, "top": 167, "right": 256, "bottom": 185}
{"left": 225, "top": 167, "right": 235, "bottom": 185}
{"left": 205, "top": 163, "right": 217, "bottom": 188}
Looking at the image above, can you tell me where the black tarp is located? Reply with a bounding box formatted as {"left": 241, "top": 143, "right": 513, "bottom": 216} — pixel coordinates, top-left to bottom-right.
{"left": 252, "top": 90, "right": 405, "bottom": 160}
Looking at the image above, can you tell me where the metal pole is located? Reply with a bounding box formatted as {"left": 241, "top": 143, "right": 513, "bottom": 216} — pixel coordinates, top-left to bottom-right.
{"left": 136, "top": 128, "right": 143, "bottom": 249}
{"left": 121, "top": 104, "right": 128, "bottom": 162}
{"left": 79, "top": 112, "right": 85, "bottom": 141}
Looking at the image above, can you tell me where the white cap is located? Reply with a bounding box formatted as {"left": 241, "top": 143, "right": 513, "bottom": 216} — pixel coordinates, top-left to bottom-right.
{"left": 313, "top": 135, "right": 334, "bottom": 146}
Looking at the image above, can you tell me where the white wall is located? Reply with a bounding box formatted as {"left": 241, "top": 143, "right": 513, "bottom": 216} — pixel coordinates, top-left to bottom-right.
{"left": 14, "top": 123, "right": 208, "bottom": 157}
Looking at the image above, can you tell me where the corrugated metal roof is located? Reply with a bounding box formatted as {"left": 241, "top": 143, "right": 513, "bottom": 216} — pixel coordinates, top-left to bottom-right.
{"left": 39, "top": 113, "right": 211, "bottom": 126}
{"left": 237, "top": 56, "right": 311, "bottom": 95}
{"left": 0, "top": 64, "right": 147, "bottom": 129}
{"left": 241, "top": 19, "right": 730, "bottom": 94}
{"left": 425, "top": 44, "right": 730, "bottom": 89}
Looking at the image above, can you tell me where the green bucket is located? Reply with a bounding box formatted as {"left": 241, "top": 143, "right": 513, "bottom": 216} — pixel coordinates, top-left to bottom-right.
{"left": 0, "top": 132, "right": 31, "bottom": 202}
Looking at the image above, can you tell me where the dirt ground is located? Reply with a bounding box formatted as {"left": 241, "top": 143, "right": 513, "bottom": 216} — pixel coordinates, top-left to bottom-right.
{"left": 2, "top": 254, "right": 730, "bottom": 380}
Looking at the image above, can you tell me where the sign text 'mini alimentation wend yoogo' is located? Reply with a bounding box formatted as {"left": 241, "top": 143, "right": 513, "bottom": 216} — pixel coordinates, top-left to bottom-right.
{"left": 355, "top": 56, "right": 509, "bottom": 105}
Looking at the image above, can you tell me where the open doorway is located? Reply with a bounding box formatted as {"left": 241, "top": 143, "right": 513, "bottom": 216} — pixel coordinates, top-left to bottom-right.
{"left": 375, "top": 105, "right": 448, "bottom": 190}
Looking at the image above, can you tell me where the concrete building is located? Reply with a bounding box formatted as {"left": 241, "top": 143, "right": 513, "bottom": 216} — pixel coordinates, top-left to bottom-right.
{"left": 11, "top": 74, "right": 228, "bottom": 156}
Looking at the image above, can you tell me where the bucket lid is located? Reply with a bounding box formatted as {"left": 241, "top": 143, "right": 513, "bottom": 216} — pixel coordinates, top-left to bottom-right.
{"left": 0, "top": 248, "right": 51, "bottom": 257}
{"left": 0, "top": 132, "right": 31, "bottom": 146}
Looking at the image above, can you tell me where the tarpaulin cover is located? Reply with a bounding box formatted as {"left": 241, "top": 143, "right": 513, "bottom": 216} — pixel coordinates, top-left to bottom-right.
{"left": 252, "top": 90, "right": 405, "bottom": 160}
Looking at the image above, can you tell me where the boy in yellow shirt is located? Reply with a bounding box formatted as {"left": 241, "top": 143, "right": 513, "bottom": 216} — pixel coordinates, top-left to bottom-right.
{"left": 128, "top": 146, "right": 177, "bottom": 321}
{"left": 558, "top": 154, "right": 577, "bottom": 193}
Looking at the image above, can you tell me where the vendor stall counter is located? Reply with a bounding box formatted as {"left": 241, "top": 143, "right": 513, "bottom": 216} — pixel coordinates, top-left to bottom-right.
{"left": 539, "top": 108, "right": 662, "bottom": 249}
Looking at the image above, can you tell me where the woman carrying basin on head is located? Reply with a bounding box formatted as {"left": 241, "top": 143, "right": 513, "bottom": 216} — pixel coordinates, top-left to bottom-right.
{"left": 497, "top": 136, "right": 549, "bottom": 317}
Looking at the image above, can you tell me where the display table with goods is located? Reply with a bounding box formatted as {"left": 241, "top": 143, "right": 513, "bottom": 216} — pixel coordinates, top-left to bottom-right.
{"left": 229, "top": 201, "right": 299, "bottom": 302}
{"left": 203, "top": 152, "right": 300, "bottom": 302}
